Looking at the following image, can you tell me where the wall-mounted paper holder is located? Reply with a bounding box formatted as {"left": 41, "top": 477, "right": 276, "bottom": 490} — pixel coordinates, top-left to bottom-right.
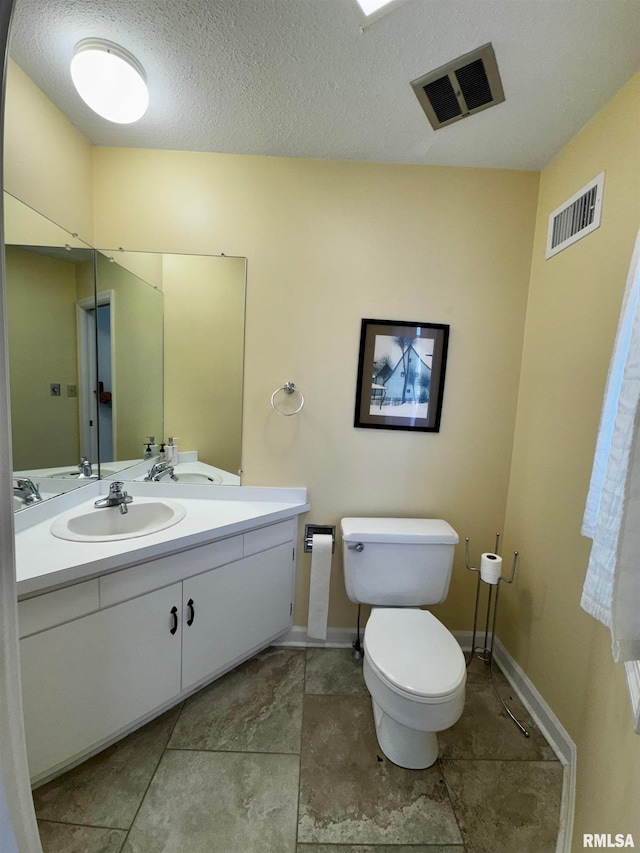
{"left": 304, "top": 524, "right": 335, "bottom": 553}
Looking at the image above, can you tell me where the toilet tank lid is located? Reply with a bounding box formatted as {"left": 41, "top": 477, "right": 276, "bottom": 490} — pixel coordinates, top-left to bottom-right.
{"left": 341, "top": 518, "right": 459, "bottom": 545}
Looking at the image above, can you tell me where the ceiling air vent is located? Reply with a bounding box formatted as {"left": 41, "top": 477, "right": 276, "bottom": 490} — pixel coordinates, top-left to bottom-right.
{"left": 411, "top": 43, "right": 505, "bottom": 130}
{"left": 546, "top": 173, "right": 605, "bottom": 259}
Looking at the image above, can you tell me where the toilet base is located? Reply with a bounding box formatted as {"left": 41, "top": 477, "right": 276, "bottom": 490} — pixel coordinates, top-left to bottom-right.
{"left": 371, "top": 697, "right": 439, "bottom": 769}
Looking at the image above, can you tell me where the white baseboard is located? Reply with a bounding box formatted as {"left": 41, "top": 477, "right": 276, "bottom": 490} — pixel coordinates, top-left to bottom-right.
{"left": 276, "top": 624, "right": 358, "bottom": 649}
{"left": 491, "top": 637, "right": 576, "bottom": 853}
{"left": 276, "top": 624, "right": 576, "bottom": 853}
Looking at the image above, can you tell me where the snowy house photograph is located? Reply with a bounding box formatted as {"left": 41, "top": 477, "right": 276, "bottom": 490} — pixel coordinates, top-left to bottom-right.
{"left": 354, "top": 319, "right": 449, "bottom": 432}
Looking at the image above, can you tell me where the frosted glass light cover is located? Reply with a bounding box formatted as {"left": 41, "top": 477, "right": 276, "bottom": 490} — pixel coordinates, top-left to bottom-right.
{"left": 71, "top": 39, "right": 149, "bottom": 124}
{"left": 356, "top": 0, "right": 394, "bottom": 14}
{"left": 355, "top": 0, "right": 407, "bottom": 18}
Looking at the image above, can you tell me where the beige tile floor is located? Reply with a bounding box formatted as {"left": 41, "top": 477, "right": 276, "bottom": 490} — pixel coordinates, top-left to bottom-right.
{"left": 33, "top": 646, "right": 564, "bottom": 853}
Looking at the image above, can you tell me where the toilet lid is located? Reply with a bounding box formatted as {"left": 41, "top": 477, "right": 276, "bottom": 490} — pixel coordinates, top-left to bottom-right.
{"left": 364, "top": 609, "right": 466, "bottom": 699}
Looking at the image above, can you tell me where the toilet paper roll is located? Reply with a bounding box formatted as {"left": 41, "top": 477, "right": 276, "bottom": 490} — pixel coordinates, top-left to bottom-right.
{"left": 480, "top": 552, "right": 502, "bottom": 585}
{"left": 307, "top": 534, "right": 333, "bottom": 641}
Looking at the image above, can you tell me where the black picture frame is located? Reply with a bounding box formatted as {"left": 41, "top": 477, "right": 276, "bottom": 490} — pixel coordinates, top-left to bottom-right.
{"left": 354, "top": 318, "right": 449, "bottom": 432}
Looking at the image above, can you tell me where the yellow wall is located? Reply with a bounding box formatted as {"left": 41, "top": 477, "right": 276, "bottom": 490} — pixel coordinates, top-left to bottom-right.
{"left": 5, "top": 248, "right": 81, "bottom": 468}
{"left": 3, "top": 60, "right": 94, "bottom": 244}
{"left": 95, "top": 253, "right": 164, "bottom": 460}
{"left": 163, "top": 254, "right": 245, "bottom": 475}
{"left": 502, "top": 73, "right": 640, "bottom": 846}
{"left": 92, "top": 149, "right": 539, "bottom": 629}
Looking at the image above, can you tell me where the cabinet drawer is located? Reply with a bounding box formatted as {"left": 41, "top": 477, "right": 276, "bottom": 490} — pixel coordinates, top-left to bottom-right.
{"left": 18, "top": 580, "right": 100, "bottom": 638}
{"left": 243, "top": 519, "right": 295, "bottom": 557}
{"left": 100, "top": 534, "right": 243, "bottom": 607}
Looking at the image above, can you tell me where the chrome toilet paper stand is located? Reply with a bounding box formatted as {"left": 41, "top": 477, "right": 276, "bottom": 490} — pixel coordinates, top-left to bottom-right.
{"left": 465, "top": 533, "right": 529, "bottom": 737}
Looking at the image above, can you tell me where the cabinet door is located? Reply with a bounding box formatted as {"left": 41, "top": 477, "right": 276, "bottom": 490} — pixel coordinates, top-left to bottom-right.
{"left": 20, "top": 583, "right": 183, "bottom": 781}
{"left": 181, "top": 542, "right": 294, "bottom": 691}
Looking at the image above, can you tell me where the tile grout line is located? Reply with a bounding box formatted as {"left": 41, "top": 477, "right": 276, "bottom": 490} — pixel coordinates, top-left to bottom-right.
{"left": 164, "top": 746, "right": 302, "bottom": 755}
{"left": 35, "top": 816, "right": 128, "bottom": 833}
{"left": 118, "top": 699, "right": 187, "bottom": 852}
{"left": 295, "top": 648, "right": 308, "bottom": 851}
{"left": 438, "top": 755, "right": 466, "bottom": 849}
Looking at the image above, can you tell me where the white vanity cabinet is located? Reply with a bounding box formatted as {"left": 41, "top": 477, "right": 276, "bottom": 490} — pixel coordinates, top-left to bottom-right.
{"left": 18, "top": 517, "right": 298, "bottom": 784}
{"left": 181, "top": 542, "right": 294, "bottom": 690}
{"left": 20, "top": 584, "right": 183, "bottom": 781}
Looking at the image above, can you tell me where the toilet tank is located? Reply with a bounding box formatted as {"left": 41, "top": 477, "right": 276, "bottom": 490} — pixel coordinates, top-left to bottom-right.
{"left": 341, "top": 518, "right": 459, "bottom": 606}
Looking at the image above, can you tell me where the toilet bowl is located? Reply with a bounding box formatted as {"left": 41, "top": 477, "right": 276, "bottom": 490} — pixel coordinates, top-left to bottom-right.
{"left": 363, "top": 608, "right": 466, "bottom": 769}
{"left": 341, "top": 517, "right": 464, "bottom": 769}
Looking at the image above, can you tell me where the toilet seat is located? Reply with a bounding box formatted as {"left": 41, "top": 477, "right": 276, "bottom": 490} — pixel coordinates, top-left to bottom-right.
{"left": 364, "top": 608, "right": 466, "bottom": 703}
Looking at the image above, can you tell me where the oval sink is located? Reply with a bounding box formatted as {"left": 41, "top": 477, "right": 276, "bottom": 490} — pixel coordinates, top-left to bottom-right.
{"left": 51, "top": 499, "right": 187, "bottom": 542}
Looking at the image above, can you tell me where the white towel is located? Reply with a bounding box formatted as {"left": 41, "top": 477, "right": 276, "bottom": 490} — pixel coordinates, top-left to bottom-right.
{"left": 581, "top": 229, "right": 640, "bottom": 661}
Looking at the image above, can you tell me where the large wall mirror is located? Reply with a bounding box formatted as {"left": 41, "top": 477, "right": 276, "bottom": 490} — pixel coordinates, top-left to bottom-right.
{"left": 4, "top": 192, "right": 246, "bottom": 510}
{"left": 95, "top": 248, "right": 245, "bottom": 479}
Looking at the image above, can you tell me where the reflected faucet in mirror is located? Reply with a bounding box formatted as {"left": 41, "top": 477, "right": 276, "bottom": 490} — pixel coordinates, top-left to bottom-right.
{"left": 145, "top": 461, "right": 179, "bottom": 482}
{"left": 13, "top": 478, "right": 42, "bottom": 505}
{"left": 78, "top": 456, "right": 92, "bottom": 477}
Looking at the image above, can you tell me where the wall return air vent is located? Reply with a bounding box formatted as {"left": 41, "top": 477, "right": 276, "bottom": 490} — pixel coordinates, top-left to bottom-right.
{"left": 411, "top": 43, "right": 505, "bottom": 130}
{"left": 546, "top": 172, "right": 605, "bottom": 259}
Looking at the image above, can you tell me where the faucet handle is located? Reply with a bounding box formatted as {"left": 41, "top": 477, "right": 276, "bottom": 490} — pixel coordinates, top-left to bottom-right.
{"left": 109, "top": 480, "right": 125, "bottom": 494}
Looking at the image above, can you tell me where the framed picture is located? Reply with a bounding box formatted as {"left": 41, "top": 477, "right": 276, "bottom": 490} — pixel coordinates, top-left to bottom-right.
{"left": 354, "top": 318, "right": 450, "bottom": 432}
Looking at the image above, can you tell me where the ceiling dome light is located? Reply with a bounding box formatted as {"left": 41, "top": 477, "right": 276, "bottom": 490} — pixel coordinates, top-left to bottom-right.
{"left": 70, "top": 38, "right": 149, "bottom": 124}
{"left": 355, "top": 0, "right": 408, "bottom": 21}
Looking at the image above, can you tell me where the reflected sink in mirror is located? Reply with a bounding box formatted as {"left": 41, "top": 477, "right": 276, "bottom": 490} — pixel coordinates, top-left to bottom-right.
{"left": 50, "top": 499, "right": 186, "bottom": 542}
{"left": 170, "top": 471, "right": 222, "bottom": 484}
{"left": 133, "top": 460, "right": 238, "bottom": 486}
{"left": 14, "top": 489, "right": 61, "bottom": 512}
{"left": 43, "top": 468, "right": 117, "bottom": 480}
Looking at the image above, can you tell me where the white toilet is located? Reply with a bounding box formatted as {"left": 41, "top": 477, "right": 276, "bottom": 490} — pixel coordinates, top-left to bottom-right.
{"left": 341, "top": 517, "right": 466, "bottom": 770}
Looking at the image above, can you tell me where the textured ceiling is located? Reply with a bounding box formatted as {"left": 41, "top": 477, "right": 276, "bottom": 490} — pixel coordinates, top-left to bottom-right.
{"left": 8, "top": 0, "right": 640, "bottom": 170}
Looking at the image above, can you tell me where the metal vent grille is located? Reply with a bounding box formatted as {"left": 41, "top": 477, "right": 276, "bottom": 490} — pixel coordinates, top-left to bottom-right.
{"left": 454, "top": 58, "right": 493, "bottom": 110}
{"left": 546, "top": 173, "right": 605, "bottom": 259}
{"left": 422, "top": 76, "right": 461, "bottom": 124}
{"left": 411, "top": 43, "right": 505, "bottom": 130}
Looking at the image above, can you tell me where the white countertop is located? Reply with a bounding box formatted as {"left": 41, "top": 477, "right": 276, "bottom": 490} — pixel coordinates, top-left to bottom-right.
{"left": 16, "top": 483, "right": 310, "bottom": 598}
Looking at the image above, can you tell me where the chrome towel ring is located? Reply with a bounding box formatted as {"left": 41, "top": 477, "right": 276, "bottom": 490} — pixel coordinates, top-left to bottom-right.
{"left": 271, "top": 381, "right": 304, "bottom": 416}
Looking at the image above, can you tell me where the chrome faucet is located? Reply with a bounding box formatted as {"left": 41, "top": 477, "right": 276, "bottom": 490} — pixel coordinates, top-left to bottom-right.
{"left": 144, "top": 461, "right": 179, "bottom": 482}
{"left": 78, "top": 456, "right": 93, "bottom": 477}
{"left": 94, "top": 481, "right": 133, "bottom": 514}
{"left": 13, "top": 478, "right": 42, "bottom": 505}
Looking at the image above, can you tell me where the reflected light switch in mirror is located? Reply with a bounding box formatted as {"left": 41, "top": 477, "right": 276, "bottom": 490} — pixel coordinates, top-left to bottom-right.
{"left": 50, "top": 384, "right": 61, "bottom": 397}
{"left": 67, "top": 385, "right": 77, "bottom": 397}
